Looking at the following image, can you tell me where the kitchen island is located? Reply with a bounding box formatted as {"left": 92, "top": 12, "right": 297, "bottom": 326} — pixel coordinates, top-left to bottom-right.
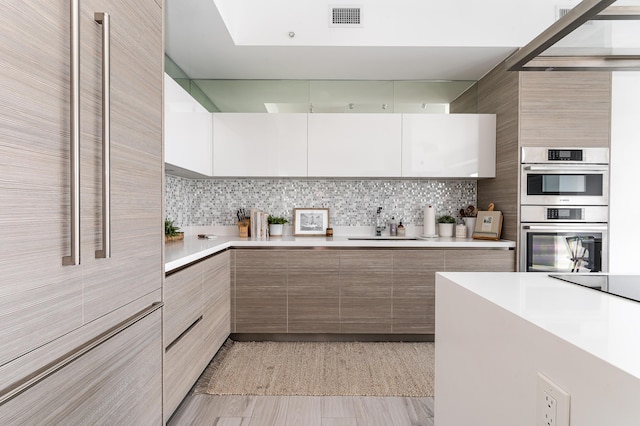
{"left": 435, "top": 272, "right": 640, "bottom": 426}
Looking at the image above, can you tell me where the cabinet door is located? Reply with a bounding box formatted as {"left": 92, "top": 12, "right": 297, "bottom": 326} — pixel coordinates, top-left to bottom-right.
{"left": 0, "top": 0, "right": 84, "bottom": 366}
{"left": 0, "top": 309, "right": 162, "bottom": 424}
{"left": 82, "top": 0, "right": 163, "bottom": 324}
{"left": 201, "top": 251, "right": 230, "bottom": 366}
{"left": 165, "top": 74, "right": 213, "bottom": 176}
{"left": 164, "top": 262, "right": 204, "bottom": 345}
{"left": 308, "top": 114, "right": 402, "bottom": 177}
{"left": 392, "top": 250, "right": 445, "bottom": 334}
{"left": 339, "top": 250, "right": 394, "bottom": 333}
{"left": 234, "top": 250, "right": 287, "bottom": 333}
{"left": 287, "top": 250, "right": 340, "bottom": 333}
{"left": 402, "top": 114, "right": 496, "bottom": 178}
{"left": 213, "top": 113, "right": 308, "bottom": 177}
{"left": 444, "top": 249, "right": 515, "bottom": 272}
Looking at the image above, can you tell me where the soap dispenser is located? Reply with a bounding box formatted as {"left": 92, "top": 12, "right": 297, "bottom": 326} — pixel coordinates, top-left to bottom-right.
{"left": 397, "top": 221, "right": 405, "bottom": 237}
{"left": 389, "top": 217, "right": 398, "bottom": 236}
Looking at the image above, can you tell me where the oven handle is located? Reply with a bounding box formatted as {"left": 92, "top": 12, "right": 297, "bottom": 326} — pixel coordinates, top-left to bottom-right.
{"left": 523, "top": 165, "right": 608, "bottom": 172}
{"left": 522, "top": 224, "right": 608, "bottom": 231}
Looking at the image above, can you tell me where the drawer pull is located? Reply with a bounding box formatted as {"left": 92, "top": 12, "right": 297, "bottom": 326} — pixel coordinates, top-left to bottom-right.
{"left": 166, "top": 315, "right": 203, "bottom": 352}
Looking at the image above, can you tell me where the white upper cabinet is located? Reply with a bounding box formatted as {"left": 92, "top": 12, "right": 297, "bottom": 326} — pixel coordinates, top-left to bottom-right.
{"left": 307, "top": 114, "right": 402, "bottom": 177}
{"left": 164, "top": 74, "right": 213, "bottom": 176}
{"left": 401, "top": 114, "right": 496, "bottom": 178}
{"left": 213, "top": 113, "right": 307, "bottom": 177}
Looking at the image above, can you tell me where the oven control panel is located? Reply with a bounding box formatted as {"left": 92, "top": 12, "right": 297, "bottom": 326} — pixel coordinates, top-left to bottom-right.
{"left": 547, "top": 208, "right": 583, "bottom": 220}
{"left": 548, "top": 149, "right": 583, "bottom": 161}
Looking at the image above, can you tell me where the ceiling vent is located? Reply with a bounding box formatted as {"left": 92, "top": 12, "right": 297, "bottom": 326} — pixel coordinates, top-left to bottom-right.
{"left": 329, "top": 6, "right": 362, "bottom": 27}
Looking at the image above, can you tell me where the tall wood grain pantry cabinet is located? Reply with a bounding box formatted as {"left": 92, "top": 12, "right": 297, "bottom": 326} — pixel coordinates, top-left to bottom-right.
{"left": 0, "top": 0, "right": 163, "bottom": 421}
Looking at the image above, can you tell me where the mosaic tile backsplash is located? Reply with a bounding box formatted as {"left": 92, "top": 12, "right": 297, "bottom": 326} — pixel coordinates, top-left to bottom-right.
{"left": 165, "top": 174, "right": 477, "bottom": 228}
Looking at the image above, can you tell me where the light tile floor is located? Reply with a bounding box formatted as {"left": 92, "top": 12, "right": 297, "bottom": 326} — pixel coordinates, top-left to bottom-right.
{"left": 169, "top": 394, "right": 434, "bottom": 426}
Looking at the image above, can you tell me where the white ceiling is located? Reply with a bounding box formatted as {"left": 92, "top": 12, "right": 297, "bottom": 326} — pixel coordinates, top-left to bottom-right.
{"left": 165, "top": 0, "right": 578, "bottom": 81}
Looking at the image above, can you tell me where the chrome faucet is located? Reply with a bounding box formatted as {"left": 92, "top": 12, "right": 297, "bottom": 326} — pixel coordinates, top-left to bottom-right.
{"left": 375, "top": 207, "right": 386, "bottom": 236}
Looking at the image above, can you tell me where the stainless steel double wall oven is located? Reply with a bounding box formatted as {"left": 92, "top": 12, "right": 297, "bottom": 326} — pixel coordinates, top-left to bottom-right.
{"left": 520, "top": 147, "right": 609, "bottom": 273}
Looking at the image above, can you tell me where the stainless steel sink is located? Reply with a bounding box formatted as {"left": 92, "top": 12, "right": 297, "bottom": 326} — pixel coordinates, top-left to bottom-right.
{"left": 347, "top": 237, "right": 418, "bottom": 241}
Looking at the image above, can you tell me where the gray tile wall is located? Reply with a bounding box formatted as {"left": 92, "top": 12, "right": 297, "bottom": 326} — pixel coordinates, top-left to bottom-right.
{"left": 165, "top": 174, "right": 476, "bottom": 227}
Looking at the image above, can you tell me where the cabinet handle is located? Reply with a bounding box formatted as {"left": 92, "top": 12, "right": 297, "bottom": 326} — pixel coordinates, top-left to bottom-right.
{"left": 63, "top": 0, "right": 80, "bottom": 266}
{"left": 94, "top": 12, "right": 111, "bottom": 259}
{"left": 165, "top": 315, "right": 204, "bottom": 352}
{"left": 0, "top": 302, "right": 163, "bottom": 405}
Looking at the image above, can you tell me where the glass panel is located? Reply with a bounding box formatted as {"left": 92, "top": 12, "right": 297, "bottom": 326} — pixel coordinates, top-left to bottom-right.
{"left": 542, "top": 175, "right": 587, "bottom": 192}
{"left": 527, "top": 232, "right": 602, "bottom": 272}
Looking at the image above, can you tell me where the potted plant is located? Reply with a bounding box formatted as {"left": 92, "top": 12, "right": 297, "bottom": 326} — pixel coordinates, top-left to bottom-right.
{"left": 437, "top": 214, "right": 456, "bottom": 237}
{"left": 267, "top": 215, "right": 289, "bottom": 237}
{"left": 459, "top": 205, "right": 478, "bottom": 238}
{"left": 165, "top": 218, "right": 184, "bottom": 242}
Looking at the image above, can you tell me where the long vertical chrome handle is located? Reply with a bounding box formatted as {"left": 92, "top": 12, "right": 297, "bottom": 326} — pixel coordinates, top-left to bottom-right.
{"left": 95, "top": 12, "right": 111, "bottom": 259}
{"left": 63, "top": 0, "right": 80, "bottom": 266}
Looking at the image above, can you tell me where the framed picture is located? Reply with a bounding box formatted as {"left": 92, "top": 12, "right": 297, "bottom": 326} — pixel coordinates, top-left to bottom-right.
{"left": 472, "top": 211, "right": 503, "bottom": 240}
{"left": 293, "top": 208, "right": 330, "bottom": 236}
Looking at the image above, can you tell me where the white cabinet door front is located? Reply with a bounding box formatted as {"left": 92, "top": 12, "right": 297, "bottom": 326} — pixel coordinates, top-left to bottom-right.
{"left": 402, "top": 114, "right": 496, "bottom": 178}
{"left": 308, "top": 114, "right": 402, "bottom": 177}
{"left": 213, "top": 113, "right": 307, "bottom": 177}
{"left": 164, "top": 74, "right": 212, "bottom": 176}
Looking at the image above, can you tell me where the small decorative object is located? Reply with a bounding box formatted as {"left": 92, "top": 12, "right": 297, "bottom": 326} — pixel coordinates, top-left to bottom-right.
{"left": 459, "top": 205, "right": 478, "bottom": 238}
{"left": 267, "top": 215, "right": 289, "bottom": 237}
{"left": 456, "top": 223, "right": 467, "bottom": 238}
{"left": 437, "top": 215, "right": 456, "bottom": 237}
{"left": 325, "top": 227, "right": 333, "bottom": 237}
{"left": 237, "top": 208, "right": 250, "bottom": 237}
{"left": 294, "top": 208, "right": 330, "bottom": 236}
{"left": 473, "top": 203, "right": 503, "bottom": 240}
{"left": 164, "top": 218, "right": 184, "bottom": 242}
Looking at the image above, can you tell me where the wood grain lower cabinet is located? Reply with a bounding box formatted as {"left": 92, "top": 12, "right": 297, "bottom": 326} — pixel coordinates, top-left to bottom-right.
{"left": 231, "top": 248, "right": 515, "bottom": 336}
{"left": 235, "top": 251, "right": 287, "bottom": 333}
{"left": 392, "top": 251, "right": 445, "bottom": 334}
{"left": 0, "top": 309, "right": 162, "bottom": 424}
{"left": 163, "top": 251, "right": 230, "bottom": 421}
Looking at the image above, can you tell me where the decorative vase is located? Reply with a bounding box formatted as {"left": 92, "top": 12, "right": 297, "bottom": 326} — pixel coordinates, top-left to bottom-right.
{"left": 438, "top": 223, "right": 454, "bottom": 237}
{"left": 269, "top": 223, "right": 283, "bottom": 237}
{"left": 463, "top": 217, "right": 477, "bottom": 238}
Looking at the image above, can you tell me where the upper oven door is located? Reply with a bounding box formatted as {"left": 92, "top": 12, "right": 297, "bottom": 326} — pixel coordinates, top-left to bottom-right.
{"left": 520, "top": 164, "right": 609, "bottom": 205}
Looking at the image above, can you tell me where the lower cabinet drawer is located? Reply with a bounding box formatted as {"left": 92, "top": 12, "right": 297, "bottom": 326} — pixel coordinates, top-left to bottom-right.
{"left": 0, "top": 308, "right": 163, "bottom": 424}
{"left": 164, "top": 314, "right": 205, "bottom": 421}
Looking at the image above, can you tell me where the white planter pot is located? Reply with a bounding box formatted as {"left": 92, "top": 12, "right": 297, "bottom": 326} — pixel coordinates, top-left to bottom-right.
{"left": 269, "top": 223, "right": 284, "bottom": 236}
{"left": 463, "top": 217, "right": 477, "bottom": 238}
{"left": 438, "top": 223, "right": 454, "bottom": 237}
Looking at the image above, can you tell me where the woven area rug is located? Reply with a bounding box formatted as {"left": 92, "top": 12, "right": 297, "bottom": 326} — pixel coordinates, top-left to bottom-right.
{"left": 195, "top": 340, "right": 434, "bottom": 397}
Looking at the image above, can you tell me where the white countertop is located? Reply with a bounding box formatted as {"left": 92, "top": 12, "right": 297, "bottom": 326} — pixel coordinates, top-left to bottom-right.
{"left": 437, "top": 272, "right": 640, "bottom": 380}
{"left": 165, "top": 235, "right": 515, "bottom": 273}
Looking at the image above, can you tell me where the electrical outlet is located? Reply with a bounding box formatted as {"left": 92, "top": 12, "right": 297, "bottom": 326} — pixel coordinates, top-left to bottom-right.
{"left": 537, "top": 372, "right": 571, "bottom": 426}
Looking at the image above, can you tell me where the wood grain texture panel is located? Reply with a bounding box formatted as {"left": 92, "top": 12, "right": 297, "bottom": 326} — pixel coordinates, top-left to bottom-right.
{"left": 235, "top": 270, "right": 287, "bottom": 299}
{"left": 289, "top": 270, "right": 339, "bottom": 296}
{"left": 164, "top": 261, "right": 203, "bottom": 345}
{"left": 0, "top": 0, "right": 85, "bottom": 367}
{"left": 392, "top": 298, "right": 435, "bottom": 334}
{"left": 340, "top": 297, "right": 392, "bottom": 333}
{"left": 339, "top": 250, "right": 394, "bottom": 270}
{"left": 230, "top": 250, "right": 236, "bottom": 333}
{"left": 236, "top": 250, "right": 289, "bottom": 269}
{"left": 520, "top": 72, "right": 611, "bottom": 148}
{"left": 164, "top": 315, "right": 205, "bottom": 421}
{"left": 476, "top": 61, "right": 520, "bottom": 243}
{"left": 339, "top": 270, "right": 393, "bottom": 298}
{"left": 202, "top": 252, "right": 231, "bottom": 367}
{"left": 288, "top": 297, "right": 340, "bottom": 333}
{"left": 393, "top": 271, "right": 436, "bottom": 298}
{"left": 393, "top": 250, "right": 445, "bottom": 271}
{"left": 0, "top": 310, "right": 162, "bottom": 425}
{"left": 235, "top": 297, "right": 287, "bottom": 333}
{"left": 81, "top": 0, "right": 163, "bottom": 325}
{"left": 287, "top": 250, "right": 340, "bottom": 270}
{"left": 444, "top": 249, "right": 515, "bottom": 272}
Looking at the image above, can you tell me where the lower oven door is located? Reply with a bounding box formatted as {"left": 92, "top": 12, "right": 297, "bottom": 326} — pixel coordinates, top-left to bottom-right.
{"left": 520, "top": 223, "right": 608, "bottom": 273}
